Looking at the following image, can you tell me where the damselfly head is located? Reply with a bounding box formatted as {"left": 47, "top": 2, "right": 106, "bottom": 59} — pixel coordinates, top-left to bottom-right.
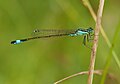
{"left": 87, "top": 27, "right": 94, "bottom": 33}
{"left": 87, "top": 27, "right": 93, "bottom": 31}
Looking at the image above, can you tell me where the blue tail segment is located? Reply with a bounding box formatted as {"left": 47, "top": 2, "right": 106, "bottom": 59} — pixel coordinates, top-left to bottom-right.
{"left": 11, "top": 39, "right": 27, "bottom": 44}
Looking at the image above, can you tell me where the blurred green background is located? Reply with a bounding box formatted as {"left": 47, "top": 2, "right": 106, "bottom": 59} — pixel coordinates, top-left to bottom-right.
{"left": 0, "top": 0, "right": 120, "bottom": 84}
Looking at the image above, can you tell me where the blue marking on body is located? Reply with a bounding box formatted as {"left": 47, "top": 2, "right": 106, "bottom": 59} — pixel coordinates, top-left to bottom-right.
{"left": 14, "top": 40, "right": 22, "bottom": 44}
{"left": 77, "top": 30, "right": 88, "bottom": 35}
{"left": 69, "top": 30, "right": 88, "bottom": 36}
{"left": 69, "top": 33, "right": 77, "bottom": 36}
{"left": 11, "top": 39, "right": 27, "bottom": 44}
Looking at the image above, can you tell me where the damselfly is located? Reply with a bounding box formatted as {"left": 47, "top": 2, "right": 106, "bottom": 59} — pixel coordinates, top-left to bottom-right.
{"left": 11, "top": 27, "right": 94, "bottom": 47}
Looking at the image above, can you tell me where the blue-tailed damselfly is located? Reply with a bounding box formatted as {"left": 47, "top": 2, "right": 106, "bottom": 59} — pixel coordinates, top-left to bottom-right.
{"left": 11, "top": 27, "right": 94, "bottom": 47}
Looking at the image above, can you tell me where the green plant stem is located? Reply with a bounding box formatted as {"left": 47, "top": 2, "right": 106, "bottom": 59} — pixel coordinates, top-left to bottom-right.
{"left": 100, "top": 21, "right": 120, "bottom": 84}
